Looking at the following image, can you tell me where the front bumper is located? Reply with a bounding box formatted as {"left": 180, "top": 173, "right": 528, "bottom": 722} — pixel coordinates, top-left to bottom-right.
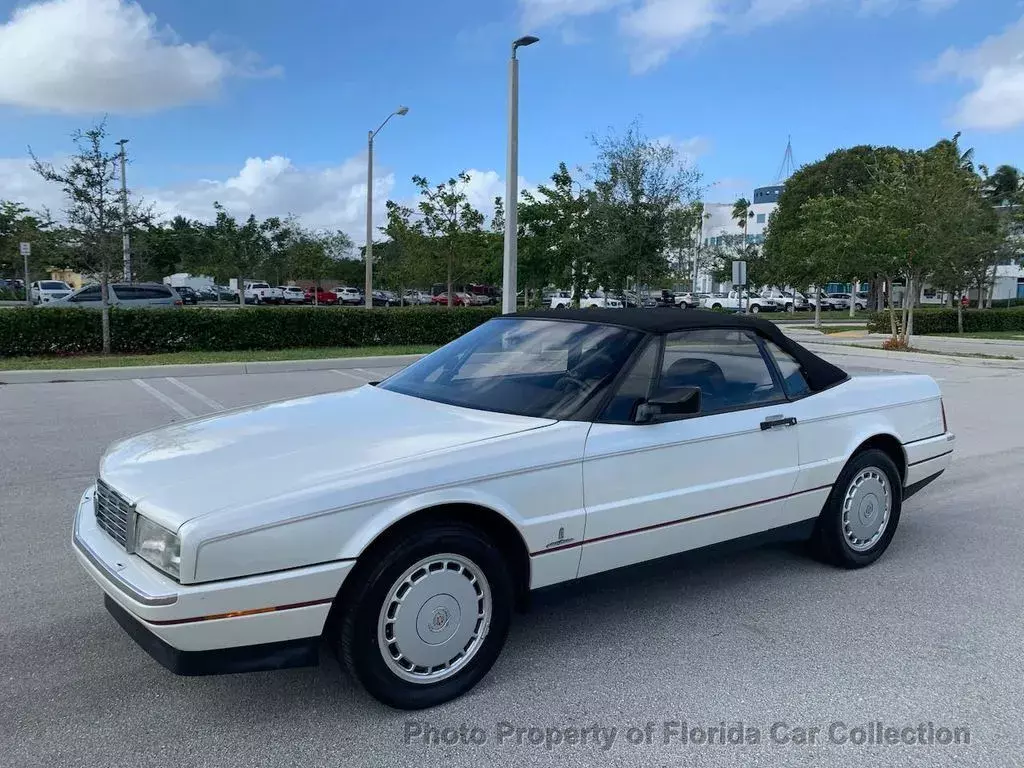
{"left": 72, "top": 486, "right": 353, "bottom": 673}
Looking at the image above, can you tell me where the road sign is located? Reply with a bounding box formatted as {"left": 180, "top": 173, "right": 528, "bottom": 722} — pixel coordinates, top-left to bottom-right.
{"left": 731, "top": 260, "right": 747, "bottom": 286}
{"left": 19, "top": 242, "right": 30, "bottom": 257}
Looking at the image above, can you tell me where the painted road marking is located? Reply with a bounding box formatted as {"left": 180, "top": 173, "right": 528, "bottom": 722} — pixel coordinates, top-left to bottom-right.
{"left": 133, "top": 379, "right": 196, "bottom": 419}
{"left": 165, "top": 377, "right": 225, "bottom": 411}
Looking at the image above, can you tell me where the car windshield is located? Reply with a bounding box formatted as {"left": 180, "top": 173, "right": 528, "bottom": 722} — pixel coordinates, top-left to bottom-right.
{"left": 379, "top": 317, "right": 641, "bottom": 419}
{"left": 40, "top": 281, "right": 68, "bottom": 289}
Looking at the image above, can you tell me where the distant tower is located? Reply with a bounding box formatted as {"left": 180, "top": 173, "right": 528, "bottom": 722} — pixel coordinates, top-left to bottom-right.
{"left": 775, "top": 135, "right": 796, "bottom": 182}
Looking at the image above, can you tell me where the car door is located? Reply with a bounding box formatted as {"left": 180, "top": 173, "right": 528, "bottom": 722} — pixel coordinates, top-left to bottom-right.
{"left": 579, "top": 328, "right": 804, "bottom": 578}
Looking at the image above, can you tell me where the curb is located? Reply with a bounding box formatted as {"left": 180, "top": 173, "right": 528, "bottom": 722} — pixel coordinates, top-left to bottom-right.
{"left": 0, "top": 353, "right": 427, "bottom": 384}
{"left": 800, "top": 342, "right": 1024, "bottom": 369}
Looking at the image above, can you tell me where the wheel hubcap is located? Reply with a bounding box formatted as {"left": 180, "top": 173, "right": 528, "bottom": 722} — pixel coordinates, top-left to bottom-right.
{"left": 842, "top": 467, "right": 891, "bottom": 552}
{"left": 377, "top": 554, "right": 490, "bottom": 684}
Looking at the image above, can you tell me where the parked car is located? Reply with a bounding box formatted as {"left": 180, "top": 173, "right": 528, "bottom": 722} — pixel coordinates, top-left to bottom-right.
{"left": 761, "top": 290, "right": 805, "bottom": 313}
{"left": 466, "top": 284, "right": 500, "bottom": 305}
{"left": 277, "top": 285, "right": 306, "bottom": 304}
{"left": 805, "top": 291, "right": 836, "bottom": 312}
{"left": 402, "top": 290, "right": 432, "bottom": 306}
{"left": 335, "top": 287, "right": 363, "bottom": 305}
{"left": 51, "top": 282, "right": 182, "bottom": 308}
{"left": 304, "top": 287, "right": 339, "bottom": 305}
{"left": 549, "top": 290, "right": 624, "bottom": 309}
{"left": 175, "top": 286, "right": 200, "bottom": 305}
{"left": 464, "top": 291, "right": 491, "bottom": 307}
{"left": 854, "top": 292, "right": 869, "bottom": 311}
{"left": 371, "top": 290, "right": 397, "bottom": 307}
{"left": 73, "top": 308, "right": 954, "bottom": 709}
{"left": 827, "top": 293, "right": 852, "bottom": 310}
{"left": 702, "top": 291, "right": 778, "bottom": 314}
{"left": 29, "top": 280, "right": 73, "bottom": 304}
{"left": 673, "top": 292, "right": 697, "bottom": 309}
{"left": 432, "top": 291, "right": 470, "bottom": 307}
{"left": 244, "top": 282, "right": 285, "bottom": 305}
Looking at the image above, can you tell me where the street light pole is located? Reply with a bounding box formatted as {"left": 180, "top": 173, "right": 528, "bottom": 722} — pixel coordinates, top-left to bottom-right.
{"left": 502, "top": 35, "right": 539, "bottom": 315}
{"left": 116, "top": 139, "right": 131, "bottom": 281}
{"left": 365, "top": 106, "right": 409, "bottom": 308}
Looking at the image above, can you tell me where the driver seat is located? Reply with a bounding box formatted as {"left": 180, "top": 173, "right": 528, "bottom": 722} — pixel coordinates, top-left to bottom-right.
{"left": 662, "top": 358, "right": 725, "bottom": 404}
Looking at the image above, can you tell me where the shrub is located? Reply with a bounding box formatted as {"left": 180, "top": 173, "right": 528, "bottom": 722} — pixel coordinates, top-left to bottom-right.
{"left": 865, "top": 308, "right": 1024, "bottom": 335}
{"left": 0, "top": 306, "right": 501, "bottom": 357}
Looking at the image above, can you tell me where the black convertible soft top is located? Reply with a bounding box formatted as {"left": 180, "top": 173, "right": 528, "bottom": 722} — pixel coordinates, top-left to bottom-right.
{"left": 514, "top": 308, "right": 849, "bottom": 392}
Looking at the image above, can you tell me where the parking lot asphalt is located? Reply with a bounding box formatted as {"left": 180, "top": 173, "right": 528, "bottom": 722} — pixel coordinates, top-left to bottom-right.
{"left": 3, "top": 350, "right": 1023, "bottom": 768}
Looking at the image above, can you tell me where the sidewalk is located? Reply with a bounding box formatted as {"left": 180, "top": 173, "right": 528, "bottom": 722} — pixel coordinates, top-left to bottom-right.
{"left": 782, "top": 327, "right": 1024, "bottom": 360}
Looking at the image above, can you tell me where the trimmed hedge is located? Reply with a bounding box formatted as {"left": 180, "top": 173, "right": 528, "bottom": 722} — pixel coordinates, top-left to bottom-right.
{"left": 865, "top": 308, "right": 1024, "bottom": 335}
{"left": 0, "top": 306, "right": 501, "bottom": 357}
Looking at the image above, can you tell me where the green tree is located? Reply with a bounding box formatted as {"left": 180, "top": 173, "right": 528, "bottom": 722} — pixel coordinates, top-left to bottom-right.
{"left": 0, "top": 201, "right": 56, "bottom": 290}
{"left": 665, "top": 202, "right": 704, "bottom": 289}
{"left": 589, "top": 123, "right": 702, "bottom": 294}
{"left": 519, "top": 162, "right": 595, "bottom": 305}
{"left": 412, "top": 173, "right": 485, "bottom": 308}
{"left": 731, "top": 197, "right": 752, "bottom": 251}
{"left": 32, "top": 123, "right": 153, "bottom": 352}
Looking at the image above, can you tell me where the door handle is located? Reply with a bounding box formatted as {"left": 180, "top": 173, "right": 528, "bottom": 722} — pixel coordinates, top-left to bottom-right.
{"left": 760, "top": 415, "right": 797, "bottom": 430}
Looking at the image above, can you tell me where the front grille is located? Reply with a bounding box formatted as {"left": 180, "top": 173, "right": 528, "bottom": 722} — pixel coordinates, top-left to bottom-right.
{"left": 94, "top": 479, "right": 134, "bottom": 548}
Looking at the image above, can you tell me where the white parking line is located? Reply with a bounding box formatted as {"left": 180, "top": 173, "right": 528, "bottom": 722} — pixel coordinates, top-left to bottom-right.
{"left": 133, "top": 379, "right": 196, "bottom": 419}
{"left": 352, "top": 368, "right": 381, "bottom": 380}
{"left": 165, "top": 377, "right": 224, "bottom": 411}
{"left": 330, "top": 369, "right": 370, "bottom": 383}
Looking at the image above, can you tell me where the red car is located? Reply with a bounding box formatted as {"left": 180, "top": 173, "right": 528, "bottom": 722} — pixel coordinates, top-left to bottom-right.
{"left": 304, "top": 287, "right": 339, "bottom": 305}
{"left": 431, "top": 292, "right": 468, "bottom": 306}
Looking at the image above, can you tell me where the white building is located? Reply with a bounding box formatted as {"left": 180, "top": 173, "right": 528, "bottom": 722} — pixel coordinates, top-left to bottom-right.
{"left": 694, "top": 185, "right": 781, "bottom": 292}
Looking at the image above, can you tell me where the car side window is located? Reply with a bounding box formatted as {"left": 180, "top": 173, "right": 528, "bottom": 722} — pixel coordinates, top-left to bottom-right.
{"left": 70, "top": 285, "right": 101, "bottom": 302}
{"left": 600, "top": 339, "right": 659, "bottom": 422}
{"left": 764, "top": 341, "right": 811, "bottom": 398}
{"left": 659, "top": 329, "right": 784, "bottom": 414}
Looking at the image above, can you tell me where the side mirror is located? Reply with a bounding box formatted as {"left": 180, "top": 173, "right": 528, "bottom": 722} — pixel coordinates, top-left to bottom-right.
{"left": 634, "top": 386, "right": 701, "bottom": 423}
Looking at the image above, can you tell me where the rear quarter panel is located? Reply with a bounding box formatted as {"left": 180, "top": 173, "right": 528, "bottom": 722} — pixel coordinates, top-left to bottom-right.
{"left": 787, "top": 374, "right": 943, "bottom": 491}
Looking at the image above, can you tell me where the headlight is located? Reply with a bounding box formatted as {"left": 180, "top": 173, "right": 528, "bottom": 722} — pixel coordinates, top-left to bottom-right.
{"left": 134, "top": 515, "right": 181, "bottom": 579}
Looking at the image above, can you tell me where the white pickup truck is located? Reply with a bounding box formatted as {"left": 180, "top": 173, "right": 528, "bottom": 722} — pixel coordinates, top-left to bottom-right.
{"left": 702, "top": 291, "right": 780, "bottom": 314}
{"left": 550, "top": 290, "right": 624, "bottom": 309}
{"left": 244, "top": 282, "right": 285, "bottom": 305}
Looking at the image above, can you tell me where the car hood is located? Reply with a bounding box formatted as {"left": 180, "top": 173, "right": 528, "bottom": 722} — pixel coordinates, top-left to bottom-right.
{"left": 100, "top": 385, "right": 555, "bottom": 531}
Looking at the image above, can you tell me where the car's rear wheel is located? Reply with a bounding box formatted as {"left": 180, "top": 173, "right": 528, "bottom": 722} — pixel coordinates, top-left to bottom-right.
{"left": 334, "top": 522, "right": 513, "bottom": 710}
{"left": 750, "top": 304, "right": 760, "bottom": 314}
{"left": 811, "top": 448, "right": 902, "bottom": 568}
{"left": 712, "top": 303, "right": 722, "bottom": 310}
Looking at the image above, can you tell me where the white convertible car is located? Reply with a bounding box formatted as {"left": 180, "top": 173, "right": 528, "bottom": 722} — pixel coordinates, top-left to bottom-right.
{"left": 73, "top": 310, "right": 954, "bottom": 709}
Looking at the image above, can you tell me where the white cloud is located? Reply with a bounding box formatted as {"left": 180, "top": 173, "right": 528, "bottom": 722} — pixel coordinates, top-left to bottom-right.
{"left": 0, "top": 0, "right": 275, "bottom": 114}
{"left": 932, "top": 15, "right": 1024, "bottom": 131}
{"left": 655, "top": 134, "right": 713, "bottom": 163}
{"left": 621, "top": 0, "right": 720, "bottom": 72}
{"left": 1, "top": 154, "right": 524, "bottom": 244}
{"left": 521, "top": 0, "right": 626, "bottom": 28}
{"left": 148, "top": 155, "right": 393, "bottom": 243}
{"left": 520, "top": 0, "right": 961, "bottom": 71}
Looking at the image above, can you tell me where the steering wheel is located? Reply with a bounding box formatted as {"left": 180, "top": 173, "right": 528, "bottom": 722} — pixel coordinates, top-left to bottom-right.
{"left": 555, "top": 351, "right": 618, "bottom": 397}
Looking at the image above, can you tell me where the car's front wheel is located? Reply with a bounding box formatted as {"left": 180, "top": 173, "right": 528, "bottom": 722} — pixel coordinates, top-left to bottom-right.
{"left": 334, "top": 522, "right": 513, "bottom": 710}
{"left": 811, "top": 448, "right": 903, "bottom": 568}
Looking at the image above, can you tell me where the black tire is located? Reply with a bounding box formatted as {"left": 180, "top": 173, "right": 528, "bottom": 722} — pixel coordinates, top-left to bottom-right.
{"left": 811, "top": 448, "right": 903, "bottom": 568}
{"left": 750, "top": 304, "right": 760, "bottom": 314}
{"left": 334, "top": 522, "right": 514, "bottom": 710}
{"left": 712, "top": 303, "right": 722, "bottom": 310}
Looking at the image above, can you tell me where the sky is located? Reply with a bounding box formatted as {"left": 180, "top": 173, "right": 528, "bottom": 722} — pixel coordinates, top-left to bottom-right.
{"left": 0, "top": 0, "right": 1022, "bottom": 243}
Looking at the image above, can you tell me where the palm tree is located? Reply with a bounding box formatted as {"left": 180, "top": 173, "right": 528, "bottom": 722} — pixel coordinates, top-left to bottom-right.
{"left": 732, "top": 197, "right": 752, "bottom": 247}
{"left": 982, "top": 164, "right": 1023, "bottom": 206}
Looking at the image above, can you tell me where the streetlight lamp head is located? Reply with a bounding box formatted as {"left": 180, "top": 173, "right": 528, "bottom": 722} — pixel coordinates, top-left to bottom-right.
{"left": 396, "top": 106, "right": 409, "bottom": 116}
{"left": 514, "top": 35, "right": 540, "bottom": 49}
